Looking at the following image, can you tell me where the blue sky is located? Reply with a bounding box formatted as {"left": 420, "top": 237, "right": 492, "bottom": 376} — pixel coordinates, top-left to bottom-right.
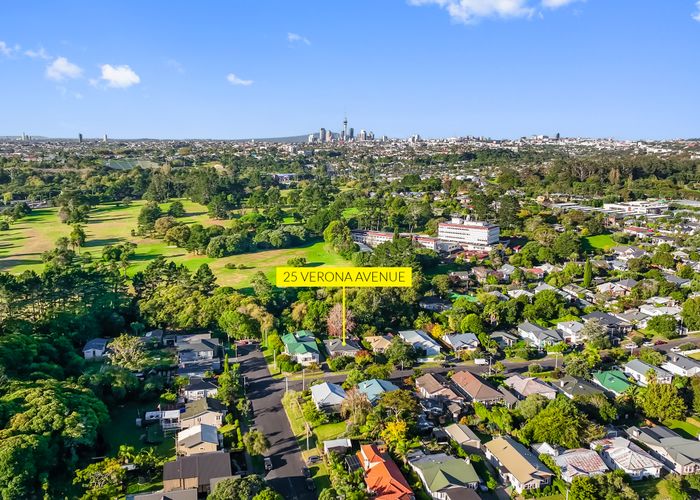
{"left": 1, "top": 1, "right": 699, "bottom": 140}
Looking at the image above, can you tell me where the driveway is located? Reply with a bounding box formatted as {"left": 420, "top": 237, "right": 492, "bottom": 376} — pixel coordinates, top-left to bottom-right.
{"left": 239, "top": 344, "right": 316, "bottom": 500}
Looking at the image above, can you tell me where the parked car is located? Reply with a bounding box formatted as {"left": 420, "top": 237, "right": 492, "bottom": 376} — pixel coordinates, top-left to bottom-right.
{"left": 306, "top": 455, "right": 321, "bottom": 465}
{"left": 670, "top": 346, "right": 682, "bottom": 353}
{"left": 474, "top": 358, "right": 488, "bottom": 366}
{"left": 302, "top": 467, "right": 311, "bottom": 478}
{"left": 622, "top": 343, "right": 637, "bottom": 350}
{"left": 264, "top": 457, "right": 273, "bottom": 471}
{"left": 654, "top": 340, "right": 668, "bottom": 346}
{"left": 642, "top": 341, "right": 654, "bottom": 348}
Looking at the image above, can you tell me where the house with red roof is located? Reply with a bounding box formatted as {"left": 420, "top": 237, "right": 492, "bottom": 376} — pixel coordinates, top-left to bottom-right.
{"left": 357, "top": 444, "right": 414, "bottom": 500}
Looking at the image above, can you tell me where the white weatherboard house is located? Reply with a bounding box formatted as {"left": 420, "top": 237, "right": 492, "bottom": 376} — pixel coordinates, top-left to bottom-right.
{"left": 83, "top": 338, "right": 109, "bottom": 359}
{"left": 624, "top": 359, "right": 673, "bottom": 386}
{"left": 398, "top": 329, "right": 441, "bottom": 359}
{"left": 310, "top": 382, "right": 347, "bottom": 412}
{"left": 590, "top": 437, "right": 663, "bottom": 480}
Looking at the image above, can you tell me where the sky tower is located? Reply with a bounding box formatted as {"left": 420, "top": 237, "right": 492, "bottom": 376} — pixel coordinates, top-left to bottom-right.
{"left": 343, "top": 115, "right": 348, "bottom": 141}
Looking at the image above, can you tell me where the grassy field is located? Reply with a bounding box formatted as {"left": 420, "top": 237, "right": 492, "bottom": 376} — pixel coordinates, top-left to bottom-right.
{"left": 631, "top": 478, "right": 671, "bottom": 500}
{"left": 582, "top": 234, "right": 617, "bottom": 251}
{"left": 667, "top": 418, "right": 700, "bottom": 439}
{"left": 0, "top": 199, "right": 349, "bottom": 289}
{"left": 104, "top": 401, "right": 175, "bottom": 460}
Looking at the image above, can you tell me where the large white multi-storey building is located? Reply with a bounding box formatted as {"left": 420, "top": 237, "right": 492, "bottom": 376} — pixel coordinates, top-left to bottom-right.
{"left": 437, "top": 217, "right": 500, "bottom": 251}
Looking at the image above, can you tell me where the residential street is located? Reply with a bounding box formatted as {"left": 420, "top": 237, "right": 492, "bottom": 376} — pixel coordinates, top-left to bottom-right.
{"left": 239, "top": 344, "right": 316, "bottom": 500}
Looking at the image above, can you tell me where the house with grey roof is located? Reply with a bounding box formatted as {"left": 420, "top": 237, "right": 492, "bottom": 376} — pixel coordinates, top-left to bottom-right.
{"left": 443, "top": 333, "right": 480, "bottom": 354}
{"left": 398, "top": 329, "right": 441, "bottom": 359}
{"left": 324, "top": 338, "right": 362, "bottom": 358}
{"left": 176, "top": 424, "right": 221, "bottom": 456}
{"left": 555, "top": 321, "right": 586, "bottom": 344}
{"left": 624, "top": 359, "right": 673, "bottom": 386}
{"left": 310, "top": 381, "right": 347, "bottom": 412}
{"left": 83, "top": 338, "right": 109, "bottom": 359}
{"left": 554, "top": 376, "right": 604, "bottom": 399}
{"left": 662, "top": 354, "right": 700, "bottom": 378}
{"left": 517, "top": 321, "right": 563, "bottom": 349}
{"left": 590, "top": 437, "right": 663, "bottom": 480}
{"left": 504, "top": 374, "right": 557, "bottom": 400}
{"left": 163, "top": 451, "right": 233, "bottom": 494}
{"left": 627, "top": 425, "right": 700, "bottom": 475}
{"left": 444, "top": 423, "right": 481, "bottom": 453}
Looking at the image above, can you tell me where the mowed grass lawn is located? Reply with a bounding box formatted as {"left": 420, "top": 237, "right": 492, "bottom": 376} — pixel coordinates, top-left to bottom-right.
{"left": 0, "top": 199, "right": 349, "bottom": 289}
{"left": 667, "top": 418, "right": 700, "bottom": 439}
{"left": 582, "top": 234, "right": 617, "bottom": 251}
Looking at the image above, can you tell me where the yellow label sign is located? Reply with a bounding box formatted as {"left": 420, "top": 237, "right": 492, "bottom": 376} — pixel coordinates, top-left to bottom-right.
{"left": 275, "top": 266, "right": 413, "bottom": 288}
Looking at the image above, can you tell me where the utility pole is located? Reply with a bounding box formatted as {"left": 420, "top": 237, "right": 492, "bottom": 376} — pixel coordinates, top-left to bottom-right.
{"left": 302, "top": 369, "right": 306, "bottom": 391}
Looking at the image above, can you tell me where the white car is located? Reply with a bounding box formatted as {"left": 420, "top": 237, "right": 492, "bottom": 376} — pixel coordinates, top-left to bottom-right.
{"left": 474, "top": 358, "right": 488, "bottom": 366}
{"left": 622, "top": 343, "right": 637, "bottom": 350}
{"left": 642, "top": 342, "right": 654, "bottom": 348}
{"left": 670, "top": 346, "right": 682, "bottom": 353}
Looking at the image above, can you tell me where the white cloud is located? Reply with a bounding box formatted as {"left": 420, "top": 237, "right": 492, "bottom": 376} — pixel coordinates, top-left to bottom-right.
{"left": 99, "top": 64, "right": 140, "bottom": 88}
{"left": 408, "top": 0, "right": 580, "bottom": 23}
{"left": 25, "top": 47, "right": 50, "bottom": 60}
{"left": 46, "top": 57, "right": 83, "bottom": 81}
{"left": 288, "top": 32, "right": 311, "bottom": 45}
{"left": 226, "top": 73, "right": 253, "bottom": 86}
{"left": 693, "top": 1, "right": 700, "bottom": 21}
{"left": 0, "top": 41, "right": 13, "bottom": 57}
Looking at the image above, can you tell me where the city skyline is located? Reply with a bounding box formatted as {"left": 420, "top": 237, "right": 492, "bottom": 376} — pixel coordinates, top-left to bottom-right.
{"left": 1, "top": 1, "right": 700, "bottom": 140}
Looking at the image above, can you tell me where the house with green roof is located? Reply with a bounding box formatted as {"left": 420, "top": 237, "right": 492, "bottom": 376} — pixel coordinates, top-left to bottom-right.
{"left": 408, "top": 452, "right": 480, "bottom": 498}
{"left": 593, "top": 370, "right": 634, "bottom": 396}
{"left": 281, "top": 331, "right": 320, "bottom": 366}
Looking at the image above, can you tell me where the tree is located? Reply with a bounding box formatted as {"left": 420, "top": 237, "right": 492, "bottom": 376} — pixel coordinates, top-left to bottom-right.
{"left": 682, "top": 297, "right": 700, "bottom": 331}
{"left": 191, "top": 263, "right": 217, "bottom": 294}
{"left": 647, "top": 315, "right": 678, "bottom": 339}
{"left": 253, "top": 489, "right": 284, "bottom": 500}
{"left": 219, "top": 310, "right": 260, "bottom": 340}
{"left": 137, "top": 201, "right": 163, "bottom": 234}
{"left": 636, "top": 380, "right": 686, "bottom": 422}
{"left": 377, "top": 389, "right": 419, "bottom": 421}
{"left": 323, "top": 220, "right": 357, "bottom": 258}
{"left": 570, "top": 472, "right": 638, "bottom": 500}
{"left": 431, "top": 275, "right": 451, "bottom": 298}
{"left": 107, "top": 334, "right": 150, "bottom": 371}
{"left": 519, "top": 396, "right": 603, "bottom": 448}
{"left": 384, "top": 337, "right": 416, "bottom": 368}
{"left": 251, "top": 271, "right": 274, "bottom": 305}
{"left": 638, "top": 347, "right": 665, "bottom": 366}
{"left": 582, "top": 319, "right": 610, "bottom": 349}
{"left": 517, "top": 394, "right": 549, "bottom": 420}
{"left": 381, "top": 420, "right": 411, "bottom": 457}
{"left": 209, "top": 475, "right": 267, "bottom": 500}
{"left": 73, "top": 457, "right": 125, "bottom": 500}
{"left": 69, "top": 223, "right": 86, "bottom": 250}
{"left": 242, "top": 429, "right": 270, "bottom": 456}
{"left": 582, "top": 259, "right": 593, "bottom": 288}
{"left": 302, "top": 399, "right": 328, "bottom": 426}
{"left": 327, "top": 303, "right": 356, "bottom": 338}
{"left": 168, "top": 200, "right": 186, "bottom": 217}
{"left": 340, "top": 389, "right": 372, "bottom": 426}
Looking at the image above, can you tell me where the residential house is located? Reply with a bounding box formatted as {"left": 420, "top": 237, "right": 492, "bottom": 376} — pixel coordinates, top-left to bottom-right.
{"left": 554, "top": 376, "right": 604, "bottom": 399}
{"left": 582, "top": 311, "right": 632, "bottom": 336}
{"left": 664, "top": 273, "right": 691, "bottom": 288}
{"left": 443, "top": 333, "right": 480, "bottom": 354}
{"left": 451, "top": 371, "right": 503, "bottom": 406}
{"left": 484, "top": 436, "right": 553, "bottom": 494}
{"left": 324, "top": 338, "right": 362, "bottom": 358}
{"left": 596, "top": 279, "right": 637, "bottom": 298}
{"left": 626, "top": 425, "right": 700, "bottom": 474}
{"left": 162, "top": 451, "right": 233, "bottom": 494}
{"left": 420, "top": 296, "right": 453, "bottom": 312}
{"left": 532, "top": 443, "right": 562, "bottom": 457}
{"left": 471, "top": 266, "right": 496, "bottom": 283}
{"left": 310, "top": 382, "right": 347, "bottom": 412}
{"left": 183, "top": 378, "right": 219, "bottom": 401}
{"left": 415, "top": 373, "right": 464, "bottom": 405}
{"left": 177, "top": 424, "right": 221, "bottom": 456}
{"left": 180, "top": 397, "right": 227, "bottom": 430}
{"left": 504, "top": 374, "right": 557, "bottom": 400}
{"left": 490, "top": 331, "right": 518, "bottom": 348}
{"left": 408, "top": 452, "right": 480, "bottom": 499}
{"left": 176, "top": 333, "right": 221, "bottom": 376}
{"left": 357, "top": 379, "right": 400, "bottom": 405}
{"left": 614, "top": 310, "right": 651, "bottom": 330}
{"left": 444, "top": 424, "right": 481, "bottom": 453}
{"left": 639, "top": 303, "right": 682, "bottom": 319}
{"left": 592, "top": 370, "right": 634, "bottom": 397}
{"left": 83, "top": 338, "right": 109, "bottom": 359}
{"left": 662, "top": 354, "right": 700, "bottom": 378}
{"left": 624, "top": 359, "right": 673, "bottom": 386}
{"left": 357, "top": 444, "right": 414, "bottom": 500}
{"left": 366, "top": 335, "right": 393, "bottom": 353}
{"left": 324, "top": 438, "right": 352, "bottom": 455}
{"left": 517, "top": 321, "right": 563, "bottom": 349}
{"left": 553, "top": 449, "right": 609, "bottom": 483}
{"left": 282, "top": 331, "right": 320, "bottom": 366}
{"left": 398, "top": 330, "right": 441, "bottom": 359}
{"left": 590, "top": 437, "right": 663, "bottom": 480}
{"left": 142, "top": 329, "right": 165, "bottom": 347}
{"left": 555, "top": 321, "right": 586, "bottom": 344}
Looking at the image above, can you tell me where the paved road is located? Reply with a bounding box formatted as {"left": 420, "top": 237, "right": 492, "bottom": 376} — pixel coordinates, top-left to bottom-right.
{"left": 239, "top": 344, "right": 315, "bottom": 500}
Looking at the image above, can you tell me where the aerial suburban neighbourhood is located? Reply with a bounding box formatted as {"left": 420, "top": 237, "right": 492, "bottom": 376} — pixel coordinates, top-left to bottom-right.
{"left": 3, "top": 1, "right": 700, "bottom": 500}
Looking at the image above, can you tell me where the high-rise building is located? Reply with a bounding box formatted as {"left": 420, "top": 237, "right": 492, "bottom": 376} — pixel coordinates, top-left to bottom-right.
{"left": 308, "top": 134, "right": 315, "bottom": 144}
{"left": 103, "top": 134, "right": 108, "bottom": 142}
{"left": 325, "top": 129, "right": 333, "bottom": 142}
{"left": 349, "top": 127, "right": 354, "bottom": 140}
{"left": 319, "top": 128, "right": 326, "bottom": 143}
{"left": 78, "top": 133, "right": 83, "bottom": 143}
{"left": 359, "top": 129, "right": 367, "bottom": 141}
